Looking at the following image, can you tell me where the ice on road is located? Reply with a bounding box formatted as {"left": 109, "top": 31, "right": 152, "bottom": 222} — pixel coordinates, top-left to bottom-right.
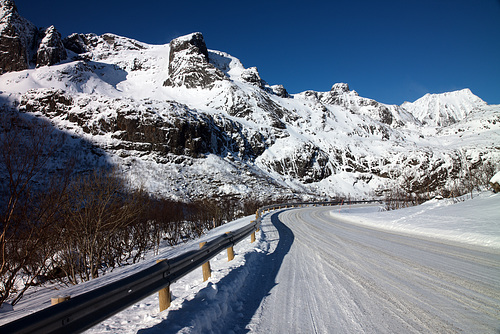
{"left": 241, "top": 206, "right": 500, "bottom": 333}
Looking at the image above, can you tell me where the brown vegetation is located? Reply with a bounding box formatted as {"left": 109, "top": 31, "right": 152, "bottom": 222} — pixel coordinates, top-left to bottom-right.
{"left": 384, "top": 160, "right": 498, "bottom": 211}
{"left": 0, "top": 114, "right": 275, "bottom": 306}
{"left": 0, "top": 114, "right": 73, "bottom": 305}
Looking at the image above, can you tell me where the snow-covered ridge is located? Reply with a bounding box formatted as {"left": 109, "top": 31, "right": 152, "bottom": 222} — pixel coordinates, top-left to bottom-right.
{"left": 0, "top": 1, "right": 499, "bottom": 200}
{"left": 402, "top": 88, "right": 488, "bottom": 126}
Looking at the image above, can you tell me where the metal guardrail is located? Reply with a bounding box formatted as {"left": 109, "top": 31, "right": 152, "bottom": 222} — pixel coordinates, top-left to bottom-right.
{"left": 0, "top": 200, "right": 378, "bottom": 333}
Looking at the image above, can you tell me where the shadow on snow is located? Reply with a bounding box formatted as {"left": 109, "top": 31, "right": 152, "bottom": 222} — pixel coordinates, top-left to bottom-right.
{"left": 138, "top": 211, "right": 295, "bottom": 333}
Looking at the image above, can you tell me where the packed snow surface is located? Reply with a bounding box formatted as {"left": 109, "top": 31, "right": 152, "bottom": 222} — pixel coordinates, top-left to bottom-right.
{"left": 331, "top": 192, "right": 500, "bottom": 248}
{"left": 1, "top": 192, "right": 499, "bottom": 333}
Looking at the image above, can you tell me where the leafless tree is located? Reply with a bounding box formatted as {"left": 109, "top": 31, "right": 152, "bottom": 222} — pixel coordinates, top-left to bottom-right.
{"left": 55, "top": 168, "right": 145, "bottom": 283}
{"left": 0, "top": 113, "right": 73, "bottom": 306}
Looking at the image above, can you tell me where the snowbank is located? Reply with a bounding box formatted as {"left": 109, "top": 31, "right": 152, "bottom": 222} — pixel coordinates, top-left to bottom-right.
{"left": 491, "top": 171, "right": 500, "bottom": 184}
{"left": 0, "top": 215, "right": 259, "bottom": 328}
{"left": 490, "top": 171, "right": 500, "bottom": 193}
{"left": 2, "top": 193, "right": 499, "bottom": 332}
{"left": 331, "top": 192, "right": 500, "bottom": 249}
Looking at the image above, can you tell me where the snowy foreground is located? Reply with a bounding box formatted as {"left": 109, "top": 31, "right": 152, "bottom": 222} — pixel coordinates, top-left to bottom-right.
{"left": 1, "top": 192, "right": 499, "bottom": 333}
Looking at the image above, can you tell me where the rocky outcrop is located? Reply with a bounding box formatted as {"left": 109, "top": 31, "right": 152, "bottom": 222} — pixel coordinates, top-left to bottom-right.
{"left": 19, "top": 88, "right": 73, "bottom": 116}
{"left": 489, "top": 172, "right": 500, "bottom": 193}
{"left": 19, "top": 89, "right": 268, "bottom": 160}
{"left": 36, "top": 25, "right": 67, "bottom": 67}
{"left": 330, "top": 82, "right": 350, "bottom": 95}
{"left": 163, "top": 32, "right": 226, "bottom": 89}
{"left": 0, "top": 0, "right": 70, "bottom": 72}
{"left": 241, "top": 67, "right": 263, "bottom": 88}
{"left": 0, "top": 0, "right": 38, "bottom": 73}
{"left": 270, "top": 84, "right": 290, "bottom": 98}
{"left": 261, "top": 142, "right": 332, "bottom": 183}
{"left": 63, "top": 33, "right": 91, "bottom": 54}
{"left": 63, "top": 33, "right": 146, "bottom": 62}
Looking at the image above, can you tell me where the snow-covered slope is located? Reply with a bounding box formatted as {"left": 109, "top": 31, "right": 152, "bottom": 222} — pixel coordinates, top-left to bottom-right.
{"left": 0, "top": 3, "right": 499, "bottom": 201}
{"left": 402, "top": 88, "right": 488, "bottom": 126}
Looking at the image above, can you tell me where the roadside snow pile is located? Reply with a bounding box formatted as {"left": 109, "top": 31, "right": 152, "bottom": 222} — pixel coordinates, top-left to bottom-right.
{"left": 2, "top": 195, "right": 499, "bottom": 332}
{"left": 0, "top": 215, "right": 262, "bottom": 330}
{"left": 490, "top": 171, "right": 500, "bottom": 193}
{"left": 331, "top": 191, "right": 500, "bottom": 249}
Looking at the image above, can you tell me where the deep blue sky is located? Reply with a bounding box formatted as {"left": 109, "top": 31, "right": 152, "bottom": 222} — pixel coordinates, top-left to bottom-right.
{"left": 16, "top": 0, "right": 500, "bottom": 105}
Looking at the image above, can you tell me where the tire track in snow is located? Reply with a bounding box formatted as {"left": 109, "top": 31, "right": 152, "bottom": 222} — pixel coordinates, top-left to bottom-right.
{"left": 246, "top": 206, "right": 500, "bottom": 333}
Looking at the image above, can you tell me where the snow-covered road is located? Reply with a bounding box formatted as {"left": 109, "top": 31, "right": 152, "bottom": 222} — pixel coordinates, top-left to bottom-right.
{"left": 3, "top": 195, "right": 499, "bottom": 333}
{"left": 239, "top": 206, "right": 500, "bottom": 333}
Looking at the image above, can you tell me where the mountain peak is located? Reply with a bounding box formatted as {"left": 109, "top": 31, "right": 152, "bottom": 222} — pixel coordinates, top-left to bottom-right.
{"left": 164, "top": 32, "right": 225, "bottom": 89}
{"left": 330, "top": 82, "right": 350, "bottom": 95}
{"left": 0, "top": 0, "right": 16, "bottom": 17}
{"left": 36, "top": 25, "right": 67, "bottom": 67}
{"left": 170, "top": 32, "right": 209, "bottom": 62}
{"left": 0, "top": 0, "right": 38, "bottom": 73}
{"left": 402, "top": 88, "right": 487, "bottom": 126}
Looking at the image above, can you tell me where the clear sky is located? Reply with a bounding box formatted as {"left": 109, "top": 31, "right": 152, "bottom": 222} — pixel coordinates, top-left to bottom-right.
{"left": 15, "top": 0, "right": 500, "bottom": 105}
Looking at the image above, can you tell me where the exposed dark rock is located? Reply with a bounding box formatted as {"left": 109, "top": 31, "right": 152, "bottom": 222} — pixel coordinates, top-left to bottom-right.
{"left": 184, "top": 32, "right": 209, "bottom": 61}
{"left": 63, "top": 33, "right": 91, "bottom": 54}
{"left": 241, "top": 67, "right": 263, "bottom": 88}
{"left": 0, "top": 0, "right": 39, "bottom": 73}
{"left": 490, "top": 180, "right": 500, "bottom": 193}
{"left": 100, "top": 33, "right": 146, "bottom": 51}
{"left": 163, "top": 32, "right": 226, "bottom": 89}
{"left": 104, "top": 108, "right": 268, "bottom": 159}
{"left": 63, "top": 33, "right": 146, "bottom": 62}
{"left": 20, "top": 89, "right": 73, "bottom": 116}
{"left": 270, "top": 84, "right": 290, "bottom": 98}
{"left": 378, "top": 105, "right": 393, "bottom": 125}
{"left": 265, "top": 143, "right": 332, "bottom": 183}
{"left": 36, "top": 25, "right": 67, "bottom": 67}
{"left": 19, "top": 89, "right": 268, "bottom": 160}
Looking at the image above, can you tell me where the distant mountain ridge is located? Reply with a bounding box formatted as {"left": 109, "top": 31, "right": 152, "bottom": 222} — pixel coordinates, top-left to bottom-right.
{"left": 402, "top": 88, "right": 488, "bottom": 126}
{"left": 1, "top": 1, "right": 498, "bottom": 201}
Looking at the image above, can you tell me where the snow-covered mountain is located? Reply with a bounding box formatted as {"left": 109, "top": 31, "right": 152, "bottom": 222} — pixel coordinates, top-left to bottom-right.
{"left": 402, "top": 89, "right": 488, "bottom": 126}
{"left": 0, "top": 0, "right": 498, "bottom": 201}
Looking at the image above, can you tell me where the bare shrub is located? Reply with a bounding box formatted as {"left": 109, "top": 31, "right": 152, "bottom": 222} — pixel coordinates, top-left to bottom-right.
{"left": 0, "top": 114, "right": 73, "bottom": 306}
{"left": 147, "top": 199, "right": 185, "bottom": 246}
{"left": 55, "top": 169, "right": 145, "bottom": 283}
{"left": 385, "top": 160, "right": 499, "bottom": 210}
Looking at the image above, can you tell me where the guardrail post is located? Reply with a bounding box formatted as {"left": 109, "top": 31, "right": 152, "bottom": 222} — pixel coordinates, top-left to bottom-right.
{"left": 51, "top": 295, "right": 70, "bottom": 305}
{"left": 156, "top": 259, "right": 171, "bottom": 311}
{"left": 251, "top": 231, "right": 256, "bottom": 243}
{"left": 251, "top": 219, "right": 260, "bottom": 232}
{"left": 199, "top": 242, "right": 211, "bottom": 281}
{"left": 226, "top": 232, "right": 234, "bottom": 261}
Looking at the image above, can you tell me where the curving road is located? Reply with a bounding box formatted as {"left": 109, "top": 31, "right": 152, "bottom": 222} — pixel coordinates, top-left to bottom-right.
{"left": 240, "top": 206, "right": 500, "bottom": 333}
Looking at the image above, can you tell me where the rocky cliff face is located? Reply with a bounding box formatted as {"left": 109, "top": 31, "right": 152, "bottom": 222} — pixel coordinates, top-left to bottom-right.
{"left": 0, "top": 0, "right": 67, "bottom": 73}
{"left": 19, "top": 88, "right": 267, "bottom": 160}
{"left": 0, "top": 2, "right": 498, "bottom": 201}
{"left": 36, "top": 25, "right": 67, "bottom": 67}
{"left": 0, "top": 0, "right": 38, "bottom": 72}
{"left": 163, "top": 32, "right": 225, "bottom": 89}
